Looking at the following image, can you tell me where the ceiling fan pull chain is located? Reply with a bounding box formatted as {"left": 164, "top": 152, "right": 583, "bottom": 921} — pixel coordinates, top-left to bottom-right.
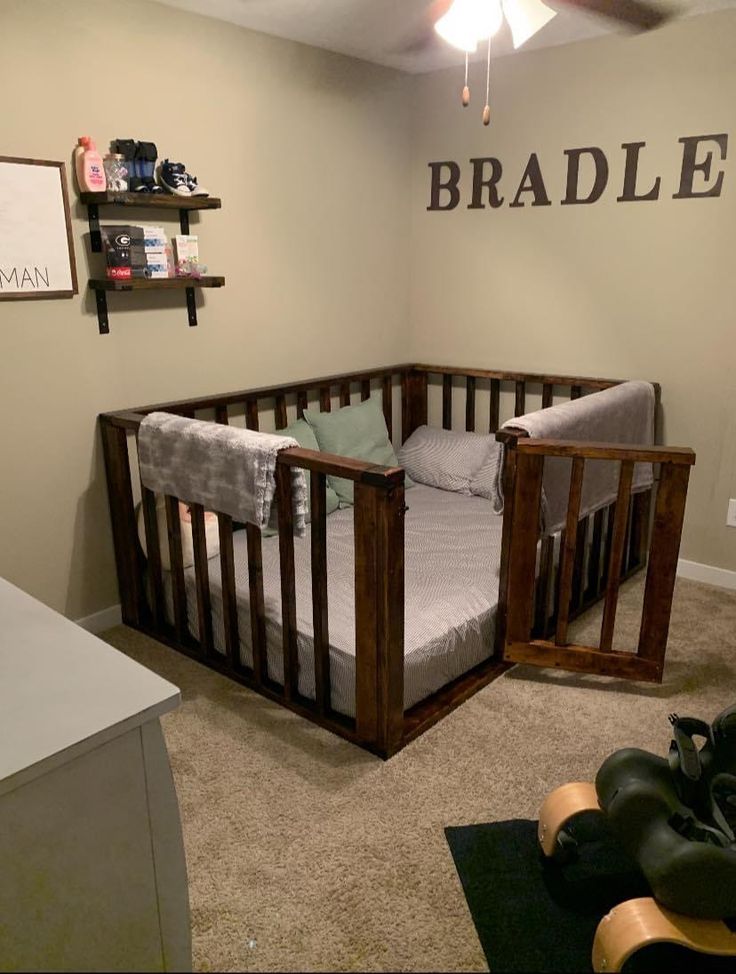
{"left": 462, "top": 51, "right": 470, "bottom": 107}
{"left": 483, "top": 35, "right": 491, "bottom": 126}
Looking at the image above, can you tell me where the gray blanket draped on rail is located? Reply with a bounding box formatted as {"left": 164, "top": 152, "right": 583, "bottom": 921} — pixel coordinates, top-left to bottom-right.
{"left": 138, "top": 411, "right": 308, "bottom": 535}
{"left": 501, "top": 380, "right": 656, "bottom": 535}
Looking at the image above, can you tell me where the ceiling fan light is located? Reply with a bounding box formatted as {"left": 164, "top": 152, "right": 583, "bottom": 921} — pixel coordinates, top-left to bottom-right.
{"left": 434, "top": 11, "right": 479, "bottom": 53}
{"left": 434, "top": 0, "right": 503, "bottom": 53}
{"left": 502, "top": 0, "right": 557, "bottom": 50}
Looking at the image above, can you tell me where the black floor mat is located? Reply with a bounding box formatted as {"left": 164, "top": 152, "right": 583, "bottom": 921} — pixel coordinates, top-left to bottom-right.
{"left": 445, "top": 815, "right": 734, "bottom": 972}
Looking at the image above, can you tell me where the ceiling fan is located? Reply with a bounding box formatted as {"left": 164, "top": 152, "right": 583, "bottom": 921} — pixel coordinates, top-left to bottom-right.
{"left": 411, "top": 0, "right": 674, "bottom": 124}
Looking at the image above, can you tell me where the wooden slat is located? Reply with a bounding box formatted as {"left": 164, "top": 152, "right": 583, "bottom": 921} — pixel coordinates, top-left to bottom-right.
{"left": 628, "top": 488, "right": 652, "bottom": 571}
{"left": 360, "top": 379, "right": 371, "bottom": 401}
{"left": 217, "top": 513, "right": 240, "bottom": 668}
{"left": 505, "top": 451, "right": 545, "bottom": 645}
{"left": 297, "top": 390, "right": 308, "bottom": 419}
{"left": 190, "top": 503, "right": 214, "bottom": 657}
{"left": 246, "top": 524, "right": 267, "bottom": 684}
{"left": 571, "top": 516, "right": 588, "bottom": 612}
{"left": 515, "top": 380, "right": 526, "bottom": 417}
{"left": 382, "top": 375, "right": 393, "bottom": 439}
{"left": 442, "top": 374, "right": 452, "bottom": 430}
{"left": 601, "top": 502, "right": 617, "bottom": 589}
{"left": 599, "top": 461, "right": 635, "bottom": 653}
{"left": 340, "top": 382, "right": 351, "bottom": 408}
{"left": 310, "top": 472, "right": 330, "bottom": 714}
{"left": 275, "top": 394, "right": 288, "bottom": 430}
{"left": 465, "top": 375, "right": 476, "bottom": 432}
{"left": 489, "top": 379, "right": 500, "bottom": 433}
{"left": 276, "top": 463, "right": 298, "bottom": 700}
{"left": 534, "top": 536, "right": 555, "bottom": 637}
{"left": 245, "top": 398, "right": 259, "bottom": 431}
{"left": 554, "top": 457, "right": 585, "bottom": 646}
{"left": 586, "top": 507, "right": 606, "bottom": 600}
{"left": 637, "top": 464, "right": 691, "bottom": 668}
{"left": 319, "top": 386, "right": 331, "bottom": 412}
{"left": 215, "top": 404, "right": 229, "bottom": 425}
{"left": 164, "top": 495, "right": 188, "bottom": 643}
{"left": 140, "top": 486, "right": 165, "bottom": 629}
{"left": 542, "top": 383, "right": 554, "bottom": 409}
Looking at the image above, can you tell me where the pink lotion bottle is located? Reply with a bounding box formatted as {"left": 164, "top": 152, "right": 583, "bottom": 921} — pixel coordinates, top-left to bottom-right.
{"left": 75, "top": 136, "right": 107, "bottom": 192}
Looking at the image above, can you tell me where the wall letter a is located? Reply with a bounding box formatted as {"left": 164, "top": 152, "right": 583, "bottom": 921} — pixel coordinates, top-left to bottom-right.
{"left": 509, "top": 154, "right": 552, "bottom": 208}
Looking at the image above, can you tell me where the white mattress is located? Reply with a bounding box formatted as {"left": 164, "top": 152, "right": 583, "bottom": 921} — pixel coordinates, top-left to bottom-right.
{"left": 169, "top": 485, "right": 504, "bottom": 718}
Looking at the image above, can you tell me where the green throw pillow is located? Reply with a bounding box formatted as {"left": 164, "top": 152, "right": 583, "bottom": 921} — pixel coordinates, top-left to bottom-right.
{"left": 263, "top": 419, "right": 340, "bottom": 537}
{"left": 303, "top": 396, "right": 412, "bottom": 506}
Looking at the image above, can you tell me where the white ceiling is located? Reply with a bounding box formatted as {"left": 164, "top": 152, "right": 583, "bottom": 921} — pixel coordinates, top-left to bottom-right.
{"left": 151, "top": 0, "right": 736, "bottom": 73}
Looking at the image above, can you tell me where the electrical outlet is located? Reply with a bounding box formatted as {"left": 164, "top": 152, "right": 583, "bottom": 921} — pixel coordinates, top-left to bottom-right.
{"left": 728, "top": 499, "right": 736, "bottom": 528}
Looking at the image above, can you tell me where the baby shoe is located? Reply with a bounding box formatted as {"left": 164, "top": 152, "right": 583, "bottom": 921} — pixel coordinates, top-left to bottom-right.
{"left": 185, "top": 172, "right": 209, "bottom": 198}
{"left": 158, "top": 160, "right": 192, "bottom": 197}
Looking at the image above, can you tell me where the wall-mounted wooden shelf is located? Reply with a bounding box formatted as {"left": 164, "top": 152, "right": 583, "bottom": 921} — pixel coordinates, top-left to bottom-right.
{"left": 80, "top": 192, "right": 222, "bottom": 211}
{"left": 80, "top": 192, "right": 224, "bottom": 334}
{"left": 89, "top": 276, "right": 225, "bottom": 291}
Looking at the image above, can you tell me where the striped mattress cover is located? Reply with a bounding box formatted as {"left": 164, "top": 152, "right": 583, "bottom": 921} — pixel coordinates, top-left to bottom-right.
{"left": 166, "top": 485, "right": 504, "bottom": 718}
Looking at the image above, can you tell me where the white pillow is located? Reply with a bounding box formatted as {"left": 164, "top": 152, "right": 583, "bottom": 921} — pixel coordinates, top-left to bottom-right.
{"left": 398, "top": 425, "right": 495, "bottom": 495}
{"left": 469, "top": 443, "right": 504, "bottom": 513}
{"left": 137, "top": 495, "right": 220, "bottom": 571}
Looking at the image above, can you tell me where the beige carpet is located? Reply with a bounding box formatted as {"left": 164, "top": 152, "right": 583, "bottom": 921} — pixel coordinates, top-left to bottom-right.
{"left": 102, "top": 576, "right": 736, "bottom": 972}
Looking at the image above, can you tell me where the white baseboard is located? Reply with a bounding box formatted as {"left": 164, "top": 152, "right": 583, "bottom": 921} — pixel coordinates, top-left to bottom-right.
{"left": 677, "top": 559, "right": 736, "bottom": 591}
{"left": 75, "top": 604, "right": 122, "bottom": 633}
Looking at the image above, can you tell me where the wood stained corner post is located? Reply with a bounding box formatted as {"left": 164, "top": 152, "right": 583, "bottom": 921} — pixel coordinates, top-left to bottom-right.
{"left": 354, "top": 467, "right": 405, "bottom": 758}
{"left": 401, "top": 369, "right": 428, "bottom": 444}
{"left": 99, "top": 415, "right": 146, "bottom": 627}
{"left": 494, "top": 428, "right": 529, "bottom": 658}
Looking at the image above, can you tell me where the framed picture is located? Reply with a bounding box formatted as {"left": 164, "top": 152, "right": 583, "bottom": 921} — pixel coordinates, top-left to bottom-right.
{"left": 0, "top": 156, "right": 78, "bottom": 300}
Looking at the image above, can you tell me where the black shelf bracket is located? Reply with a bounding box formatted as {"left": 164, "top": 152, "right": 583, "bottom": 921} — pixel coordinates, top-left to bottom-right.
{"left": 186, "top": 287, "right": 197, "bottom": 327}
{"left": 179, "top": 209, "right": 190, "bottom": 235}
{"left": 95, "top": 289, "right": 109, "bottom": 335}
{"left": 88, "top": 204, "right": 102, "bottom": 253}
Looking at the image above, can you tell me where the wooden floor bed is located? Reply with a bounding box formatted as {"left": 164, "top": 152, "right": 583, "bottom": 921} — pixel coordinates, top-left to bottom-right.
{"left": 100, "top": 363, "right": 695, "bottom": 758}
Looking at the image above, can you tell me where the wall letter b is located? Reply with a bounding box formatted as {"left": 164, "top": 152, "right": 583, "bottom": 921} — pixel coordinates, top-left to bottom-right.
{"left": 428, "top": 161, "right": 461, "bottom": 211}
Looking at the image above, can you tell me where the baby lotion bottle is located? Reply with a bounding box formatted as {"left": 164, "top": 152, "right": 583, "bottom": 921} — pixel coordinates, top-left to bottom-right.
{"left": 75, "top": 136, "right": 106, "bottom": 192}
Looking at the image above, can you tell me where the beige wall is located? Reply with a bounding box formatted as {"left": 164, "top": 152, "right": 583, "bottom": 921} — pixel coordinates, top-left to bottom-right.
{"left": 0, "top": 0, "right": 411, "bottom": 617}
{"left": 2, "top": 3, "right": 734, "bottom": 619}
{"left": 408, "top": 10, "right": 736, "bottom": 573}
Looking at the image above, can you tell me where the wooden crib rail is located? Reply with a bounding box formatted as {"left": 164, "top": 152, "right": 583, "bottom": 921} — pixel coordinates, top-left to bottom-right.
{"left": 407, "top": 363, "right": 643, "bottom": 442}
{"left": 501, "top": 436, "right": 695, "bottom": 682}
{"left": 99, "top": 407, "right": 406, "bottom": 758}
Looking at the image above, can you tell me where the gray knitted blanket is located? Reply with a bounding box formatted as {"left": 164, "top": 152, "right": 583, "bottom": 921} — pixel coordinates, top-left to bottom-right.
{"left": 138, "top": 411, "right": 308, "bottom": 535}
{"left": 502, "top": 380, "right": 655, "bottom": 534}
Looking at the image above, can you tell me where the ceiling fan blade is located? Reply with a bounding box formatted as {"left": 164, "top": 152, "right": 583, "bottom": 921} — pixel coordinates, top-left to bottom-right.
{"left": 391, "top": 0, "right": 455, "bottom": 55}
{"left": 557, "top": 0, "right": 672, "bottom": 31}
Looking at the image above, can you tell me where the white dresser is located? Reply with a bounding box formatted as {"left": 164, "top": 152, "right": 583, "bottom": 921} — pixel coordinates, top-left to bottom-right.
{"left": 0, "top": 578, "right": 191, "bottom": 972}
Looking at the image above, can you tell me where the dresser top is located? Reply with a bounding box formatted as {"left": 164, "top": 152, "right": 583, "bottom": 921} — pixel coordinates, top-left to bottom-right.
{"left": 0, "top": 578, "right": 180, "bottom": 793}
